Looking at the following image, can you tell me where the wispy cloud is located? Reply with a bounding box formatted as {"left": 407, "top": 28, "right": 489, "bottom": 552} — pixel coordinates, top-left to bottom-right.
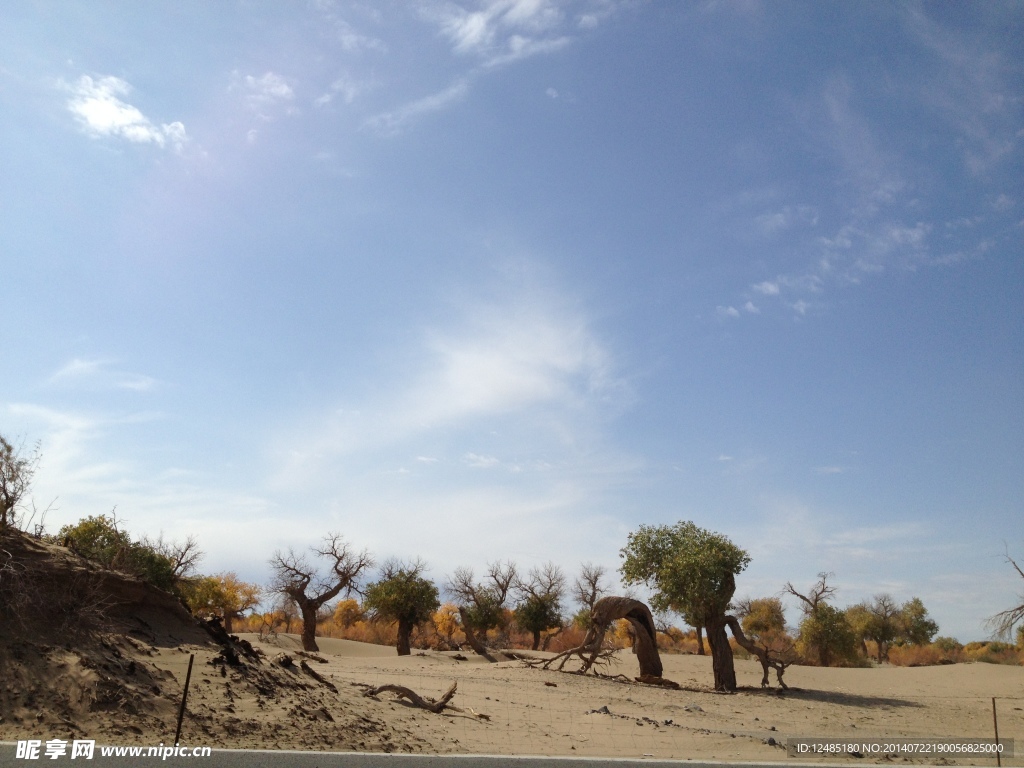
{"left": 364, "top": 79, "right": 469, "bottom": 134}
{"left": 66, "top": 75, "right": 187, "bottom": 150}
{"left": 236, "top": 71, "right": 298, "bottom": 119}
{"left": 432, "top": 0, "right": 566, "bottom": 64}
{"left": 730, "top": 61, "right": 1006, "bottom": 317}
{"left": 48, "top": 358, "right": 159, "bottom": 392}
{"left": 272, "top": 272, "right": 632, "bottom": 492}
{"left": 367, "top": 1, "right": 615, "bottom": 133}
{"left": 902, "top": 5, "right": 1022, "bottom": 175}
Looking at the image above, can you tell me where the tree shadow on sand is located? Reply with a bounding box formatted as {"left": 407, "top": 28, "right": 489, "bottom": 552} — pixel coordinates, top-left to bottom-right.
{"left": 741, "top": 686, "right": 923, "bottom": 709}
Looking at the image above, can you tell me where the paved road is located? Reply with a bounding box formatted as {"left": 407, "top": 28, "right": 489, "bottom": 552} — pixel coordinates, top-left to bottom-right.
{"left": 0, "top": 744, "right": 856, "bottom": 768}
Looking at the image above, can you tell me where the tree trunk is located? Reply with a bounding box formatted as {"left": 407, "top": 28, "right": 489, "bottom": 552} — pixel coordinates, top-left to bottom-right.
{"left": 591, "top": 596, "right": 663, "bottom": 679}
{"left": 397, "top": 618, "right": 413, "bottom": 656}
{"left": 531, "top": 630, "right": 541, "bottom": 651}
{"left": 625, "top": 617, "right": 663, "bottom": 678}
{"left": 696, "top": 624, "right": 705, "bottom": 655}
{"left": 300, "top": 604, "right": 320, "bottom": 652}
{"left": 223, "top": 612, "right": 235, "bottom": 635}
{"left": 705, "top": 617, "right": 736, "bottom": 692}
{"left": 459, "top": 607, "right": 496, "bottom": 662}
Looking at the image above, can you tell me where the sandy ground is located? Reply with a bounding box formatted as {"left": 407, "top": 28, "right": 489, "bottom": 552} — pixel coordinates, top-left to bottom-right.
{"left": 221, "top": 633, "right": 1022, "bottom": 764}
{"left": 6, "top": 533, "right": 1020, "bottom": 763}
{"left": 2, "top": 626, "right": 1022, "bottom": 764}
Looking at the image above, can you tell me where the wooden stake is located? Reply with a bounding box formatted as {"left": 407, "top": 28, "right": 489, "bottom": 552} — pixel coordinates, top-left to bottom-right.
{"left": 992, "top": 696, "right": 1001, "bottom": 768}
{"left": 174, "top": 654, "right": 195, "bottom": 746}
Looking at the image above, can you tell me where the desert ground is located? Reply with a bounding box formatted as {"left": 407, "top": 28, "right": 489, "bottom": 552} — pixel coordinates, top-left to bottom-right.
{"left": 1, "top": 531, "right": 1021, "bottom": 764}
{"left": 3, "top": 627, "right": 1022, "bottom": 764}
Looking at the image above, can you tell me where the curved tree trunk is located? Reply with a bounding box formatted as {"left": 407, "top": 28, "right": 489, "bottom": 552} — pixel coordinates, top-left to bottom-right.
{"left": 696, "top": 624, "right": 705, "bottom": 655}
{"left": 722, "top": 615, "right": 790, "bottom": 689}
{"left": 397, "top": 618, "right": 413, "bottom": 656}
{"left": 459, "top": 607, "right": 496, "bottom": 662}
{"left": 591, "top": 596, "right": 663, "bottom": 679}
{"left": 531, "top": 630, "right": 541, "bottom": 651}
{"left": 705, "top": 616, "right": 736, "bottom": 692}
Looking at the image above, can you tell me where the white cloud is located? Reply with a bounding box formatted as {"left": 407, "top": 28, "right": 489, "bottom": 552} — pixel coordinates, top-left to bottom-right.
{"left": 365, "top": 79, "right": 470, "bottom": 134}
{"left": 436, "top": 0, "right": 563, "bottom": 61}
{"left": 464, "top": 452, "right": 501, "bottom": 468}
{"left": 273, "top": 277, "right": 628, "bottom": 490}
{"left": 47, "top": 358, "right": 159, "bottom": 392}
{"left": 246, "top": 72, "right": 293, "bottom": 102}
{"left": 902, "top": 6, "right": 1021, "bottom": 175}
{"left": 742, "top": 301, "right": 759, "bottom": 314}
{"left": 992, "top": 194, "right": 1015, "bottom": 212}
{"left": 752, "top": 280, "right": 779, "bottom": 295}
{"left": 66, "top": 75, "right": 187, "bottom": 150}
{"left": 315, "top": 74, "right": 369, "bottom": 107}
{"left": 755, "top": 204, "right": 818, "bottom": 234}
{"left": 716, "top": 305, "right": 740, "bottom": 319}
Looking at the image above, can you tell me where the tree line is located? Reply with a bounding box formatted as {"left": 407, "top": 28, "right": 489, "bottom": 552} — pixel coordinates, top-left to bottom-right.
{"left": 3, "top": 434, "right": 1023, "bottom": 689}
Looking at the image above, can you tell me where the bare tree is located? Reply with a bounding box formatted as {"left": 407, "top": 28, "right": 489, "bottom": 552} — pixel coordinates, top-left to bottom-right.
{"left": 0, "top": 436, "right": 40, "bottom": 531}
{"left": 572, "top": 562, "right": 609, "bottom": 614}
{"left": 784, "top": 572, "right": 837, "bottom": 614}
{"left": 986, "top": 548, "right": 1024, "bottom": 642}
{"left": 142, "top": 533, "right": 204, "bottom": 583}
{"left": 446, "top": 560, "right": 517, "bottom": 657}
{"left": 269, "top": 533, "right": 372, "bottom": 651}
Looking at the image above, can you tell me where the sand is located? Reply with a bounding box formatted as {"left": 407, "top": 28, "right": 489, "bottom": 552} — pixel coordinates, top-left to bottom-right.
{"left": 1, "top": 531, "right": 1021, "bottom": 763}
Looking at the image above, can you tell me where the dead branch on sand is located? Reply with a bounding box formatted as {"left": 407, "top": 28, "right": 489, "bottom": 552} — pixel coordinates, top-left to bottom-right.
{"left": 300, "top": 659, "right": 338, "bottom": 692}
{"left": 361, "top": 681, "right": 490, "bottom": 720}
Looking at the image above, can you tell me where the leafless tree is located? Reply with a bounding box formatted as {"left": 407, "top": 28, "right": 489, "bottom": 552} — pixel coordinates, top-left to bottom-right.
{"left": 986, "top": 548, "right": 1024, "bottom": 642}
{"left": 142, "top": 533, "right": 204, "bottom": 582}
{"left": 572, "top": 562, "right": 609, "bottom": 614}
{"left": 784, "top": 571, "right": 837, "bottom": 614}
{"left": 269, "top": 533, "right": 372, "bottom": 651}
{"left": 0, "top": 436, "right": 40, "bottom": 531}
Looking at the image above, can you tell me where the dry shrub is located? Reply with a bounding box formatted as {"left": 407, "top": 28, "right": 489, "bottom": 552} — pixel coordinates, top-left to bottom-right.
{"left": 889, "top": 643, "right": 964, "bottom": 667}
{"left": 964, "top": 641, "right": 1024, "bottom": 665}
{"left": 546, "top": 625, "right": 588, "bottom": 653}
{"left": 657, "top": 627, "right": 701, "bottom": 654}
{"left": 0, "top": 532, "right": 112, "bottom": 639}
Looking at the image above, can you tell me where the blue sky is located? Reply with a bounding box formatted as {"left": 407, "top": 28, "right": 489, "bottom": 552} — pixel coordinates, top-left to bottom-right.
{"left": 2, "top": 1, "right": 1022, "bottom": 641}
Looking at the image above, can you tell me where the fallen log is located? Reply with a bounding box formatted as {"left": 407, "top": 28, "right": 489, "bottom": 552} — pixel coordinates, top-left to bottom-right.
{"left": 361, "top": 681, "right": 490, "bottom": 720}
{"left": 363, "top": 681, "right": 458, "bottom": 713}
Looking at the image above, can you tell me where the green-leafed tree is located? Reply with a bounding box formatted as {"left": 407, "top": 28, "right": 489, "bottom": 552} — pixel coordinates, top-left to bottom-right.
{"left": 363, "top": 559, "right": 440, "bottom": 656}
{"left": 58, "top": 513, "right": 200, "bottom": 595}
{"left": 736, "top": 597, "right": 786, "bottom": 637}
{"left": 619, "top": 521, "right": 750, "bottom": 691}
{"left": 867, "top": 594, "right": 901, "bottom": 661}
{"left": 798, "top": 603, "right": 857, "bottom": 666}
{"left": 446, "top": 561, "right": 517, "bottom": 655}
{"left": 844, "top": 602, "right": 874, "bottom": 658}
{"left": 897, "top": 597, "right": 939, "bottom": 646}
{"left": 513, "top": 562, "right": 566, "bottom": 650}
